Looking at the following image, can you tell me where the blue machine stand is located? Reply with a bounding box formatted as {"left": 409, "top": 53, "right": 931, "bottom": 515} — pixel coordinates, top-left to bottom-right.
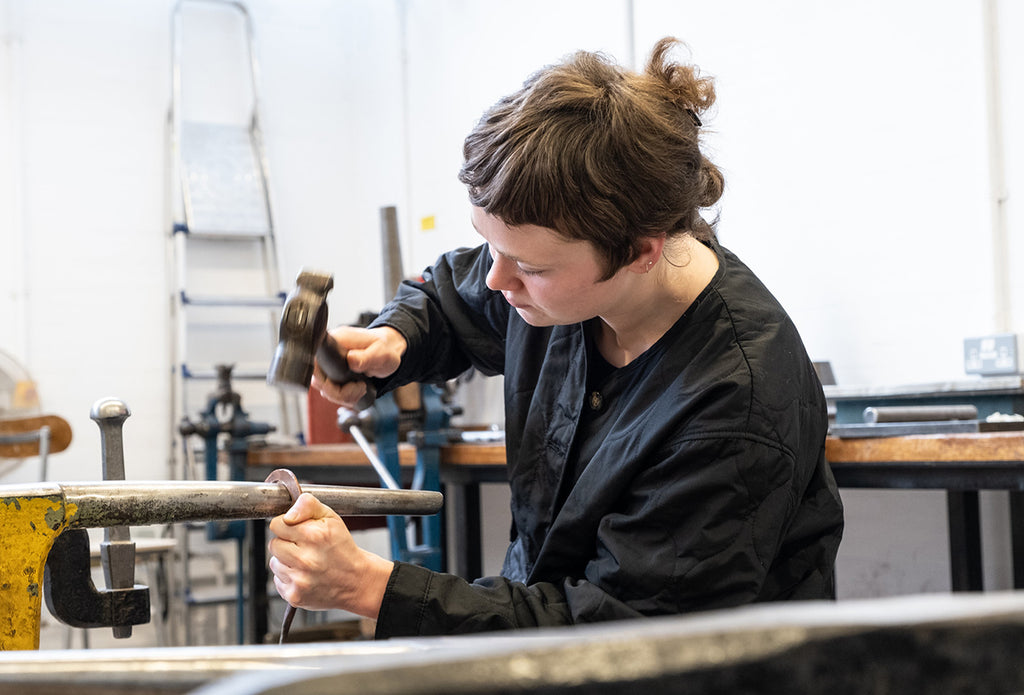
{"left": 178, "top": 364, "right": 274, "bottom": 643}
{"left": 349, "top": 384, "right": 453, "bottom": 572}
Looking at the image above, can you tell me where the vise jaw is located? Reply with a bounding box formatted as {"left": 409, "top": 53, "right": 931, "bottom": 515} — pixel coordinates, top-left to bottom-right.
{"left": 0, "top": 397, "right": 150, "bottom": 650}
{"left": 0, "top": 483, "right": 151, "bottom": 651}
{"left": 43, "top": 529, "right": 150, "bottom": 634}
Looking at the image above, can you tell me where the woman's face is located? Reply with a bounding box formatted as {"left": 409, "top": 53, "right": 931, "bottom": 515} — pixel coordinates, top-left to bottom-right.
{"left": 471, "top": 206, "right": 624, "bottom": 327}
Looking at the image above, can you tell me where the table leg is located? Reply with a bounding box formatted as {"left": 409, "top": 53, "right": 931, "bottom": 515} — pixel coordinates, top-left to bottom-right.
{"left": 947, "top": 491, "right": 983, "bottom": 591}
{"left": 249, "top": 519, "right": 268, "bottom": 644}
{"left": 448, "top": 482, "right": 483, "bottom": 580}
{"left": 1010, "top": 491, "right": 1024, "bottom": 589}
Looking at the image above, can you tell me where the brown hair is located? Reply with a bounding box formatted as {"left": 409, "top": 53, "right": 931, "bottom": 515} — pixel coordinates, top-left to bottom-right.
{"left": 459, "top": 37, "right": 724, "bottom": 280}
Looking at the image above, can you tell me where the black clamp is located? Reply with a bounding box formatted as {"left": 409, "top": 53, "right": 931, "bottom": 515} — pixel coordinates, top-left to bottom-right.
{"left": 43, "top": 528, "right": 150, "bottom": 632}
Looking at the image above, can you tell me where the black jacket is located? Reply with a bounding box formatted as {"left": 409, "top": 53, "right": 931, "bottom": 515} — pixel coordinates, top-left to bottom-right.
{"left": 369, "top": 242, "right": 844, "bottom": 638}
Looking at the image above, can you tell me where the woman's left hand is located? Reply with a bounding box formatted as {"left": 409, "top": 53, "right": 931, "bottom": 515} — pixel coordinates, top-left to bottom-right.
{"left": 267, "top": 492, "right": 394, "bottom": 619}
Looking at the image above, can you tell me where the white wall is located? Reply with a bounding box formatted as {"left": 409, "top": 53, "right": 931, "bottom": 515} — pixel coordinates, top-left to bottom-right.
{"left": 999, "top": 0, "right": 1024, "bottom": 332}
{"left": 0, "top": 0, "right": 407, "bottom": 484}
{"left": 635, "top": 0, "right": 1000, "bottom": 385}
{"left": 1, "top": 0, "right": 172, "bottom": 483}
{"left": 0, "top": 1, "right": 24, "bottom": 359}
{"left": 3, "top": 0, "right": 1024, "bottom": 595}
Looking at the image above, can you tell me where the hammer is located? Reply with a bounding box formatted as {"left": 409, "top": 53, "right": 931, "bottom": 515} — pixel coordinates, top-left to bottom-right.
{"left": 267, "top": 269, "right": 376, "bottom": 410}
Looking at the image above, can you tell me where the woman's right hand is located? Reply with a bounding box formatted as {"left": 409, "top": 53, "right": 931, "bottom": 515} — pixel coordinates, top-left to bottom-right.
{"left": 312, "top": 325, "right": 407, "bottom": 408}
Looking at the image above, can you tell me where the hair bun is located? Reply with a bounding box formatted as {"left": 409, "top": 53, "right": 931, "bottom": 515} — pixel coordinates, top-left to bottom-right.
{"left": 698, "top": 157, "right": 724, "bottom": 208}
{"left": 645, "top": 37, "right": 716, "bottom": 122}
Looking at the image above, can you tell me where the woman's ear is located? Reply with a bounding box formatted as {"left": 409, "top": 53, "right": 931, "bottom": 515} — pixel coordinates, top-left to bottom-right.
{"left": 630, "top": 235, "right": 667, "bottom": 274}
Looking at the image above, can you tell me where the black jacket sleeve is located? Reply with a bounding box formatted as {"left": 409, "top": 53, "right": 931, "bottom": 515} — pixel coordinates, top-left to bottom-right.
{"left": 368, "top": 245, "right": 508, "bottom": 391}
{"left": 376, "top": 564, "right": 572, "bottom": 636}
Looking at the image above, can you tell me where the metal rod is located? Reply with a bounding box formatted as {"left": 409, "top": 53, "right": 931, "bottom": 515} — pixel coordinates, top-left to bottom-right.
{"left": 380, "top": 205, "right": 404, "bottom": 303}
{"left": 3, "top": 481, "right": 441, "bottom": 529}
{"left": 347, "top": 424, "right": 401, "bottom": 491}
{"left": 862, "top": 405, "right": 979, "bottom": 424}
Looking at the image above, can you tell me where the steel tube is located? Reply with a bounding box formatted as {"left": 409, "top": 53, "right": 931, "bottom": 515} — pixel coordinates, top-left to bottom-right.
{"left": 2, "top": 481, "right": 441, "bottom": 529}
{"left": 862, "top": 404, "right": 979, "bottom": 424}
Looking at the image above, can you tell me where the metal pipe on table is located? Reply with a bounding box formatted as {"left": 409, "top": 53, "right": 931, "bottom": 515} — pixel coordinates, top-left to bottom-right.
{"left": 862, "top": 404, "right": 979, "bottom": 424}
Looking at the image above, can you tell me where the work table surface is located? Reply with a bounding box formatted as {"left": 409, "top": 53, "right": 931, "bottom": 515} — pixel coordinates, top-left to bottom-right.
{"left": 248, "top": 432, "right": 1024, "bottom": 469}
{"left": 247, "top": 441, "right": 507, "bottom": 467}
{"left": 825, "top": 431, "right": 1024, "bottom": 462}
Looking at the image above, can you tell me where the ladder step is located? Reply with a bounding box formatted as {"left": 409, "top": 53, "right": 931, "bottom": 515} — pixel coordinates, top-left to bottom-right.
{"left": 173, "top": 223, "right": 271, "bottom": 241}
{"left": 179, "top": 121, "right": 271, "bottom": 235}
{"left": 180, "top": 291, "right": 285, "bottom": 308}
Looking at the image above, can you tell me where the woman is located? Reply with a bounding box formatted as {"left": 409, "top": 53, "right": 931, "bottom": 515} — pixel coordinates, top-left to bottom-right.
{"left": 268, "top": 36, "right": 844, "bottom": 639}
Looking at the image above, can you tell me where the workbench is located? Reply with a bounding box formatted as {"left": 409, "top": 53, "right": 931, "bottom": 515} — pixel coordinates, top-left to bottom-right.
{"left": 247, "top": 432, "right": 1024, "bottom": 639}
{"left": 825, "top": 431, "right": 1024, "bottom": 592}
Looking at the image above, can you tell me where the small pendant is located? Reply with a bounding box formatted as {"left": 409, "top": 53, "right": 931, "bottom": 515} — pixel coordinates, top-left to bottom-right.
{"left": 589, "top": 391, "right": 603, "bottom": 411}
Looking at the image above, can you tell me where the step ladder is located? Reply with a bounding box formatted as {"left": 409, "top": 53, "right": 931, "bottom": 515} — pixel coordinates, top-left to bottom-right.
{"left": 167, "top": 0, "right": 300, "bottom": 452}
{"left": 166, "top": 0, "right": 300, "bottom": 645}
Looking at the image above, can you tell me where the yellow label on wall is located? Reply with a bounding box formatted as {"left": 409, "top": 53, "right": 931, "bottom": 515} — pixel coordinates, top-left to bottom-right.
{"left": 420, "top": 215, "right": 436, "bottom": 232}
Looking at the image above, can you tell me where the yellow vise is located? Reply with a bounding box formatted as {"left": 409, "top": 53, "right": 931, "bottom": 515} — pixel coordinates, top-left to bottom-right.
{"left": 0, "top": 479, "right": 442, "bottom": 650}
{"left": 0, "top": 487, "right": 74, "bottom": 650}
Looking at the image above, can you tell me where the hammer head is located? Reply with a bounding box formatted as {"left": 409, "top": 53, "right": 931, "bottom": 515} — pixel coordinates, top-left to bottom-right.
{"left": 267, "top": 269, "right": 334, "bottom": 392}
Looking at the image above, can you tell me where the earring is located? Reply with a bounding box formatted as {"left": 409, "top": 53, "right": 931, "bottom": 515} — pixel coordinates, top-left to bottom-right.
{"left": 645, "top": 260, "right": 654, "bottom": 273}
